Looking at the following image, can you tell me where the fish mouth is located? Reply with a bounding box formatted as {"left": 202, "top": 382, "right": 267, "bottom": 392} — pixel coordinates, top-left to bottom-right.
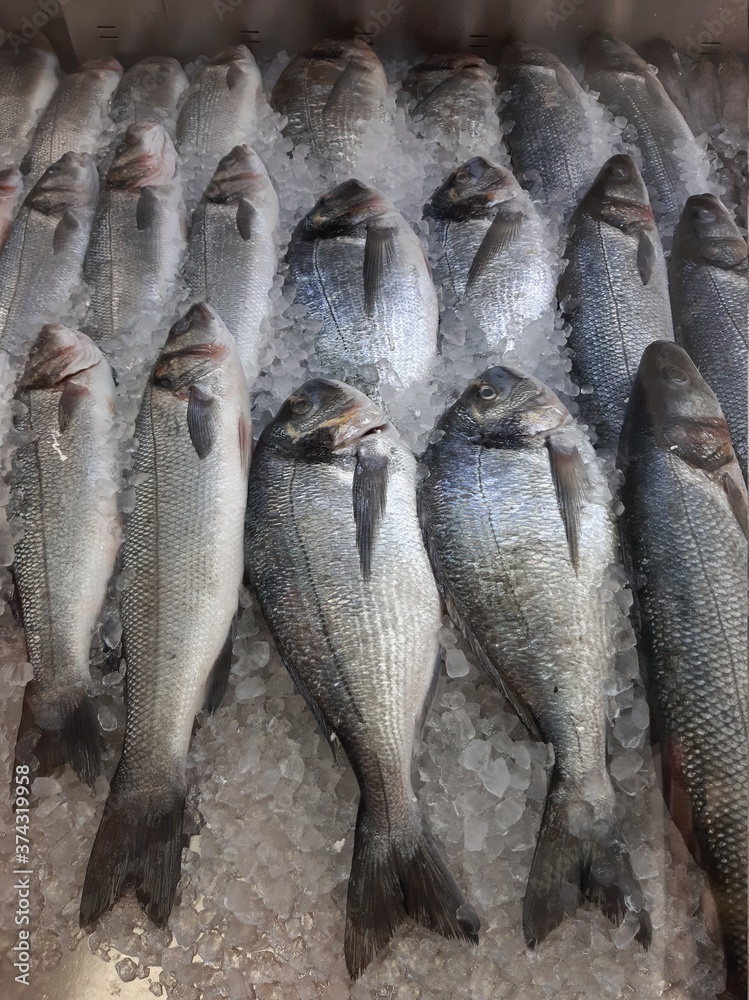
{"left": 327, "top": 401, "right": 391, "bottom": 450}
{"left": 520, "top": 389, "right": 572, "bottom": 437}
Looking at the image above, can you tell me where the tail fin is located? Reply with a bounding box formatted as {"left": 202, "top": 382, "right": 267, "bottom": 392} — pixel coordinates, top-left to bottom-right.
{"left": 79, "top": 784, "right": 185, "bottom": 929}
{"left": 13, "top": 684, "right": 101, "bottom": 792}
{"left": 345, "top": 801, "right": 480, "bottom": 979}
{"left": 523, "top": 770, "right": 652, "bottom": 949}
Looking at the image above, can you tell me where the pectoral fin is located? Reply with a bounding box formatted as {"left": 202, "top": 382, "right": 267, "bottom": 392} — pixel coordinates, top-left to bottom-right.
{"left": 136, "top": 187, "right": 159, "bottom": 231}
{"left": 236, "top": 198, "right": 254, "bottom": 242}
{"left": 58, "top": 381, "right": 89, "bottom": 433}
{"left": 637, "top": 230, "right": 656, "bottom": 286}
{"left": 186, "top": 385, "right": 219, "bottom": 458}
{"left": 363, "top": 225, "right": 397, "bottom": 317}
{"left": 547, "top": 435, "right": 588, "bottom": 572}
{"left": 466, "top": 210, "right": 523, "bottom": 290}
{"left": 353, "top": 444, "right": 389, "bottom": 581}
{"left": 722, "top": 468, "right": 749, "bottom": 540}
{"left": 53, "top": 211, "right": 81, "bottom": 254}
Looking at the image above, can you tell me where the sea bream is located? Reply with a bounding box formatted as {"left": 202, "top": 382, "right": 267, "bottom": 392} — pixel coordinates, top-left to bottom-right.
{"left": 80, "top": 303, "right": 251, "bottom": 928}
{"left": 559, "top": 154, "right": 673, "bottom": 449}
{"left": 186, "top": 144, "right": 279, "bottom": 382}
{"left": 21, "top": 58, "right": 122, "bottom": 182}
{"left": 287, "top": 180, "right": 438, "bottom": 398}
{"left": 11, "top": 325, "right": 119, "bottom": 787}
{"left": 271, "top": 39, "right": 389, "bottom": 167}
{"left": 669, "top": 194, "right": 748, "bottom": 480}
{"left": 245, "top": 378, "right": 480, "bottom": 978}
{"left": 618, "top": 341, "right": 747, "bottom": 1000}
{"left": 419, "top": 366, "right": 652, "bottom": 950}
{"left": 425, "top": 156, "right": 554, "bottom": 356}
{"left": 0, "top": 152, "right": 100, "bottom": 354}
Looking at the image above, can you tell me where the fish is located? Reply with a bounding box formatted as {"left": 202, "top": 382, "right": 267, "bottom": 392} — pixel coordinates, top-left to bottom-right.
{"left": 186, "top": 144, "right": 279, "bottom": 383}
{"left": 558, "top": 154, "right": 673, "bottom": 449}
{"left": 496, "top": 41, "right": 604, "bottom": 210}
{"left": 401, "top": 54, "right": 500, "bottom": 149}
{"left": 424, "top": 156, "right": 555, "bottom": 354}
{"left": 636, "top": 38, "right": 692, "bottom": 126}
{"left": 585, "top": 35, "right": 701, "bottom": 226}
{"left": 271, "top": 39, "right": 388, "bottom": 166}
{"left": 111, "top": 56, "right": 189, "bottom": 133}
{"left": 0, "top": 152, "right": 100, "bottom": 354}
{"left": 244, "top": 377, "right": 480, "bottom": 978}
{"left": 21, "top": 58, "right": 123, "bottom": 183}
{"left": 669, "top": 194, "right": 748, "bottom": 481}
{"left": 685, "top": 56, "right": 722, "bottom": 138}
{"left": 0, "top": 39, "right": 60, "bottom": 154}
{"left": 286, "top": 179, "right": 438, "bottom": 397}
{"left": 83, "top": 122, "right": 186, "bottom": 359}
{"left": 176, "top": 45, "right": 261, "bottom": 160}
{"left": 79, "top": 302, "right": 251, "bottom": 929}
{"left": 718, "top": 53, "right": 748, "bottom": 137}
{"left": 0, "top": 166, "right": 24, "bottom": 253}
{"left": 418, "top": 365, "right": 652, "bottom": 951}
{"left": 618, "top": 340, "right": 747, "bottom": 1000}
{"left": 11, "top": 324, "right": 119, "bottom": 788}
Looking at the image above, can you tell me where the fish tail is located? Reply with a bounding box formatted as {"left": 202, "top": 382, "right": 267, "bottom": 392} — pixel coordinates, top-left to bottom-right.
{"left": 79, "top": 782, "right": 185, "bottom": 929}
{"left": 13, "top": 685, "right": 101, "bottom": 792}
{"left": 523, "top": 769, "right": 652, "bottom": 949}
{"left": 344, "top": 800, "right": 480, "bottom": 979}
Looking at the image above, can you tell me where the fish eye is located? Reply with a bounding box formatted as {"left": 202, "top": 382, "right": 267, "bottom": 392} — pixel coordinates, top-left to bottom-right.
{"left": 610, "top": 163, "right": 630, "bottom": 181}
{"left": 154, "top": 373, "right": 174, "bottom": 392}
{"left": 289, "top": 395, "right": 312, "bottom": 415}
{"left": 661, "top": 364, "right": 689, "bottom": 385}
{"left": 478, "top": 384, "right": 498, "bottom": 400}
{"left": 455, "top": 171, "right": 469, "bottom": 183}
{"left": 696, "top": 207, "right": 717, "bottom": 222}
{"left": 171, "top": 314, "right": 192, "bottom": 335}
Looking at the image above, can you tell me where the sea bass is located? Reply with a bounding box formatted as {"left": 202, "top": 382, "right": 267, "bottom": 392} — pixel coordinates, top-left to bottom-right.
{"left": 497, "top": 41, "right": 606, "bottom": 211}
{"left": 83, "top": 122, "right": 186, "bottom": 354}
{"left": 186, "top": 144, "right": 279, "bottom": 382}
{"left": 287, "top": 179, "right": 438, "bottom": 397}
{"left": 11, "top": 325, "right": 119, "bottom": 787}
{"left": 618, "top": 341, "right": 747, "bottom": 999}
{"left": 0, "top": 167, "right": 24, "bottom": 253}
{"left": 425, "top": 156, "right": 554, "bottom": 355}
{"left": 271, "top": 39, "right": 389, "bottom": 166}
{"left": 80, "top": 303, "right": 251, "bottom": 928}
{"left": 0, "top": 40, "right": 60, "bottom": 155}
{"left": 21, "top": 58, "right": 122, "bottom": 182}
{"left": 585, "top": 36, "right": 701, "bottom": 226}
{"left": 401, "top": 54, "right": 500, "bottom": 150}
{"left": 419, "top": 365, "right": 652, "bottom": 950}
{"left": 559, "top": 154, "right": 673, "bottom": 449}
{"left": 0, "top": 152, "right": 99, "bottom": 353}
{"left": 669, "top": 194, "right": 748, "bottom": 480}
{"left": 245, "top": 377, "right": 480, "bottom": 978}
{"left": 111, "top": 56, "right": 189, "bottom": 134}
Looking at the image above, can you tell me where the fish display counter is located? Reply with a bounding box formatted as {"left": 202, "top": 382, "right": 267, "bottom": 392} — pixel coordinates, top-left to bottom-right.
{"left": 0, "top": 2, "right": 745, "bottom": 999}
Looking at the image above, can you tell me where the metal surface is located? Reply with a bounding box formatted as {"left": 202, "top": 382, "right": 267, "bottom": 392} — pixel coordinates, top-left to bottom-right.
{"left": 0, "top": 0, "right": 745, "bottom": 67}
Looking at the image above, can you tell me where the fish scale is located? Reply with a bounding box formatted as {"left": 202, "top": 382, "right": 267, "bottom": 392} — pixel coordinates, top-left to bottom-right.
{"left": 0, "top": 45, "right": 60, "bottom": 152}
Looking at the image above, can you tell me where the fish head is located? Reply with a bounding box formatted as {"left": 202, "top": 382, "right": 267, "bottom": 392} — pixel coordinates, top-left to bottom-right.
{"left": 152, "top": 303, "right": 234, "bottom": 397}
{"left": 79, "top": 57, "right": 124, "bottom": 81}
{"left": 581, "top": 154, "right": 655, "bottom": 231}
{"left": 267, "top": 378, "right": 390, "bottom": 456}
{"left": 309, "top": 37, "right": 381, "bottom": 67}
{"left": 26, "top": 152, "right": 100, "bottom": 216}
{"left": 448, "top": 366, "right": 572, "bottom": 446}
{"left": 426, "top": 157, "right": 518, "bottom": 220}
{"left": 586, "top": 35, "right": 648, "bottom": 76}
{"left": 301, "top": 180, "right": 389, "bottom": 237}
{"left": 21, "top": 324, "right": 104, "bottom": 391}
{"left": 500, "top": 40, "right": 559, "bottom": 69}
{"left": 0, "top": 166, "right": 23, "bottom": 202}
{"left": 208, "top": 44, "right": 252, "bottom": 66}
{"left": 205, "top": 145, "right": 269, "bottom": 204}
{"left": 108, "top": 122, "right": 177, "bottom": 190}
{"left": 674, "top": 194, "right": 748, "bottom": 268}
{"left": 628, "top": 341, "right": 736, "bottom": 471}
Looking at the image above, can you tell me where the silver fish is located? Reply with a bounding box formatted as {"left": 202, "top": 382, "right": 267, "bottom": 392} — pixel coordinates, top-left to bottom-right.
{"left": 111, "top": 56, "right": 188, "bottom": 134}
{"left": 287, "top": 179, "right": 438, "bottom": 396}
{"left": 186, "top": 144, "right": 279, "bottom": 383}
{"left": 83, "top": 122, "right": 186, "bottom": 353}
{"left": 559, "top": 154, "right": 673, "bottom": 449}
{"left": 176, "top": 46, "right": 261, "bottom": 160}
{"left": 618, "top": 341, "right": 747, "bottom": 999}
{"left": 425, "top": 156, "right": 555, "bottom": 354}
{"left": 11, "top": 324, "right": 119, "bottom": 787}
{"left": 0, "top": 40, "right": 60, "bottom": 154}
{"left": 419, "top": 365, "right": 652, "bottom": 950}
{"left": 401, "top": 54, "right": 500, "bottom": 149}
{"left": 497, "top": 41, "right": 604, "bottom": 210}
{"left": 80, "top": 303, "right": 251, "bottom": 929}
{"left": 271, "top": 39, "right": 388, "bottom": 166}
{"left": 585, "top": 36, "right": 701, "bottom": 225}
{"left": 669, "top": 194, "right": 748, "bottom": 480}
{"left": 685, "top": 56, "right": 722, "bottom": 138}
{"left": 0, "top": 166, "right": 24, "bottom": 253}
{"left": 245, "top": 377, "right": 480, "bottom": 978}
{"left": 0, "top": 152, "right": 99, "bottom": 353}
{"left": 21, "top": 58, "right": 122, "bottom": 183}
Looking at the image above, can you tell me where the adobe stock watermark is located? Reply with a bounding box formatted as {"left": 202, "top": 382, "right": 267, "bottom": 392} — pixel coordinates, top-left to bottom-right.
{"left": 0, "top": 0, "right": 73, "bottom": 54}
{"left": 546, "top": 0, "right": 586, "bottom": 31}
{"left": 684, "top": 0, "right": 747, "bottom": 57}
{"left": 356, "top": 0, "right": 404, "bottom": 40}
